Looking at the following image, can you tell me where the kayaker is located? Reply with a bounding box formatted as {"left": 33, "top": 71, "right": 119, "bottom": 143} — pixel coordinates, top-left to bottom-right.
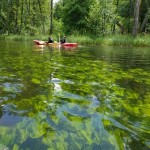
{"left": 47, "top": 36, "right": 54, "bottom": 43}
{"left": 60, "top": 36, "right": 66, "bottom": 44}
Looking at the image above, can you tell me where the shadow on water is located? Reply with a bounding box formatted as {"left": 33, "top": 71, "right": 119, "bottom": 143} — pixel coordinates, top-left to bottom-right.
{"left": 88, "top": 45, "right": 150, "bottom": 71}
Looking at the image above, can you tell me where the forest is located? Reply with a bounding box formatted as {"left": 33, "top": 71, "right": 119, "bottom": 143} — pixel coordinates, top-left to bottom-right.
{"left": 0, "top": 0, "right": 150, "bottom": 37}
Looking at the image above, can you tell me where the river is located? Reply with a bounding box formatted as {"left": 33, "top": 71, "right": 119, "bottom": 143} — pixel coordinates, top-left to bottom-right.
{"left": 0, "top": 40, "right": 150, "bottom": 150}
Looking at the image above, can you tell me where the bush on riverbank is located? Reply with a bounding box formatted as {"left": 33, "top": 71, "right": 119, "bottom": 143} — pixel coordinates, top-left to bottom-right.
{"left": 0, "top": 34, "right": 150, "bottom": 47}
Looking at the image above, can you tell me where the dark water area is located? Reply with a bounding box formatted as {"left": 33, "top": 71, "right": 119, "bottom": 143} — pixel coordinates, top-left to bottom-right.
{"left": 86, "top": 45, "right": 150, "bottom": 71}
{"left": 0, "top": 40, "right": 150, "bottom": 150}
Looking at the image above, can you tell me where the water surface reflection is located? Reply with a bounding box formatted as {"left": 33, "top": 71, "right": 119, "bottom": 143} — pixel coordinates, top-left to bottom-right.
{"left": 0, "top": 41, "right": 150, "bottom": 149}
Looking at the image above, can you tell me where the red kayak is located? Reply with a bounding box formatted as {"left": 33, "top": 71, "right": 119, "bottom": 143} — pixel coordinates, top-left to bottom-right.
{"left": 61, "top": 43, "right": 78, "bottom": 49}
{"left": 61, "top": 43, "right": 78, "bottom": 47}
{"left": 33, "top": 40, "right": 78, "bottom": 48}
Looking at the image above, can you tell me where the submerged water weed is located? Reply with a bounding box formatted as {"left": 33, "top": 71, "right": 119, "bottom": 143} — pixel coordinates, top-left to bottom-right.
{"left": 0, "top": 41, "right": 150, "bottom": 149}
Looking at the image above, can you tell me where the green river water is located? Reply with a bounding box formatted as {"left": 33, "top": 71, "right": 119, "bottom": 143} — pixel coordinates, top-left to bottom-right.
{"left": 0, "top": 41, "right": 150, "bottom": 150}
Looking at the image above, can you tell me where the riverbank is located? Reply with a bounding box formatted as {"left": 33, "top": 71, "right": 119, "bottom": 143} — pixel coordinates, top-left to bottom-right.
{"left": 0, "top": 34, "right": 150, "bottom": 47}
{"left": 69, "top": 34, "right": 150, "bottom": 47}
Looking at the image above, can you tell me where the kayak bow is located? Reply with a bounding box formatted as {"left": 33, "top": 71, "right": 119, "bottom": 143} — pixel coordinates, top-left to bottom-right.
{"left": 33, "top": 40, "right": 47, "bottom": 45}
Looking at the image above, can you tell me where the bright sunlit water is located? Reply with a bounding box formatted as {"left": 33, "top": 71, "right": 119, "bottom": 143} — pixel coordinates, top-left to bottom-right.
{"left": 0, "top": 41, "right": 150, "bottom": 150}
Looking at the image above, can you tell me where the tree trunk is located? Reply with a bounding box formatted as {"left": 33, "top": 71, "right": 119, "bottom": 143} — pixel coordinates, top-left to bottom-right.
{"left": 15, "top": 0, "right": 19, "bottom": 33}
{"left": 24, "top": 0, "right": 28, "bottom": 29}
{"left": 140, "top": 9, "right": 150, "bottom": 32}
{"left": 7, "top": 0, "right": 11, "bottom": 35}
{"left": 128, "top": 0, "right": 132, "bottom": 33}
{"left": 20, "top": 0, "right": 24, "bottom": 34}
{"left": 50, "top": 0, "right": 53, "bottom": 34}
{"left": 132, "top": 0, "right": 141, "bottom": 37}
{"left": 115, "top": 20, "right": 126, "bottom": 34}
{"left": 113, "top": 0, "right": 119, "bottom": 33}
{"left": 38, "top": 0, "right": 45, "bottom": 34}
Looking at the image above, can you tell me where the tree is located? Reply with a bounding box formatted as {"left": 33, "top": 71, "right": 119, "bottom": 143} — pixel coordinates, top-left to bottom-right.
{"left": 132, "top": 0, "right": 141, "bottom": 37}
{"left": 0, "top": 0, "right": 50, "bottom": 35}
{"left": 0, "top": 0, "right": 150, "bottom": 35}
{"left": 50, "top": 0, "right": 53, "bottom": 34}
{"left": 140, "top": 0, "right": 150, "bottom": 32}
{"left": 38, "top": 0, "right": 45, "bottom": 34}
{"left": 86, "top": 0, "right": 116, "bottom": 35}
{"left": 61, "top": 0, "right": 93, "bottom": 34}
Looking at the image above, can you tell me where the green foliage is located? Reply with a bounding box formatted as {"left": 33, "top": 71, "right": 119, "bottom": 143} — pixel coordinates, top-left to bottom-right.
{"left": 86, "top": 1, "right": 103, "bottom": 35}
{"left": 61, "top": 0, "right": 93, "bottom": 34}
{"left": 86, "top": 0, "right": 116, "bottom": 35}
{"left": 25, "top": 25, "right": 39, "bottom": 36}
{"left": 53, "top": 19, "right": 63, "bottom": 35}
{"left": 0, "top": 0, "right": 50, "bottom": 35}
{"left": 0, "top": 0, "right": 150, "bottom": 36}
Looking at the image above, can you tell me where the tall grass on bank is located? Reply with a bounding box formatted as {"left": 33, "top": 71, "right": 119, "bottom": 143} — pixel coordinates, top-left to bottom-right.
{"left": 69, "top": 34, "right": 150, "bottom": 47}
{"left": 1, "top": 34, "right": 150, "bottom": 47}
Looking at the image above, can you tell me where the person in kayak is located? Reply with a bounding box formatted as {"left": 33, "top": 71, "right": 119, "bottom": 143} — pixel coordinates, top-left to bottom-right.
{"left": 60, "top": 36, "right": 66, "bottom": 44}
{"left": 47, "top": 36, "right": 54, "bottom": 43}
